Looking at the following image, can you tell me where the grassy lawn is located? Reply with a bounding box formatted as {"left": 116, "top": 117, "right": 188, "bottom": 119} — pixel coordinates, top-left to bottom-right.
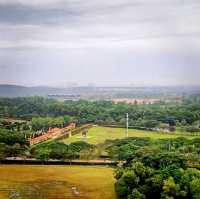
{"left": 0, "top": 165, "right": 116, "bottom": 199}
{"left": 62, "top": 126, "right": 198, "bottom": 145}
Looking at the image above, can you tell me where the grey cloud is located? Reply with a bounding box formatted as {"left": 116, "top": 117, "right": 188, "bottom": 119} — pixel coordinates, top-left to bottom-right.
{"left": 0, "top": 4, "right": 81, "bottom": 25}
{"left": 0, "top": 1, "right": 199, "bottom": 47}
{"left": 0, "top": 0, "right": 200, "bottom": 86}
{"left": 0, "top": 0, "right": 200, "bottom": 25}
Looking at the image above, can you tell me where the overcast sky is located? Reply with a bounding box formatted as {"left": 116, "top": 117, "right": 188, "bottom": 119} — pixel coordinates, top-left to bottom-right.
{"left": 0, "top": 0, "right": 200, "bottom": 87}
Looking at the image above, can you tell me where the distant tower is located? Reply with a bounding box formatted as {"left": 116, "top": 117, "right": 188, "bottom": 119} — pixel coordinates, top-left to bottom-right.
{"left": 126, "top": 113, "right": 129, "bottom": 137}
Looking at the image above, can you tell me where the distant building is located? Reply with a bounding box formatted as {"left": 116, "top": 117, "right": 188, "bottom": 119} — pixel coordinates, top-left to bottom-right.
{"left": 48, "top": 94, "right": 81, "bottom": 101}
{"left": 112, "top": 98, "right": 161, "bottom": 105}
{"left": 29, "top": 123, "right": 76, "bottom": 145}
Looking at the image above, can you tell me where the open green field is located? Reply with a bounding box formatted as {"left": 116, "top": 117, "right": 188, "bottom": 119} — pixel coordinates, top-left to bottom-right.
{"left": 0, "top": 165, "right": 116, "bottom": 199}
{"left": 63, "top": 126, "right": 198, "bottom": 145}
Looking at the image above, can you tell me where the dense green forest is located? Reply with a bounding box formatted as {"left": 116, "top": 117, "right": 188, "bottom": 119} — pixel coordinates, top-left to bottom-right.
{"left": 111, "top": 137, "right": 200, "bottom": 199}
{"left": 0, "top": 96, "right": 200, "bottom": 132}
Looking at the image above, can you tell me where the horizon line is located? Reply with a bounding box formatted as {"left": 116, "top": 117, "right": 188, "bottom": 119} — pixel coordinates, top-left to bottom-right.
{"left": 1, "top": 83, "right": 200, "bottom": 88}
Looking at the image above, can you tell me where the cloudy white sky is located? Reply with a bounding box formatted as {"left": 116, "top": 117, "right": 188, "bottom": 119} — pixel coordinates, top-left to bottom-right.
{"left": 0, "top": 0, "right": 200, "bottom": 87}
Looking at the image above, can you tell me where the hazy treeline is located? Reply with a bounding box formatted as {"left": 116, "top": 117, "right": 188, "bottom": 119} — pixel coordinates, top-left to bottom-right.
{"left": 0, "top": 96, "right": 200, "bottom": 131}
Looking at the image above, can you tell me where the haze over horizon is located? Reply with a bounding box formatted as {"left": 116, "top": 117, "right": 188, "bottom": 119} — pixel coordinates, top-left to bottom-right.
{"left": 0, "top": 0, "right": 200, "bottom": 87}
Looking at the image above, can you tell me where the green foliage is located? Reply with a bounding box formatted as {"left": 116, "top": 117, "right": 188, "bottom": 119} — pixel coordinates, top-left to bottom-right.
{"left": 1, "top": 96, "right": 200, "bottom": 130}
{"left": 31, "top": 116, "right": 68, "bottom": 131}
{"left": 0, "top": 142, "right": 26, "bottom": 159}
{"left": 0, "top": 127, "right": 28, "bottom": 159}
{"left": 36, "top": 148, "right": 51, "bottom": 161}
{"left": 190, "top": 178, "right": 200, "bottom": 199}
{"left": 162, "top": 177, "right": 186, "bottom": 198}
{"left": 111, "top": 136, "right": 200, "bottom": 199}
{"left": 115, "top": 162, "right": 154, "bottom": 198}
{"left": 0, "top": 143, "right": 6, "bottom": 160}
{"left": 128, "top": 189, "right": 146, "bottom": 199}
{"left": 106, "top": 137, "right": 151, "bottom": 160}
{"left": 0, "top": 129, "right": 26, "bottom": 146}
{"left": 68, "top": 141, "right": 94, "bottom": 152}
{"left": 140, "top": 152, "right": 187, "bottom": 170}
{"left": 115, "top": 161, "right": 200, "bottom": 199}
{"left": 183, "top": 125, "right": 200, "bottom": 133}
{"left": 32, "top": 141, "right": 94, "bottom": 160}
{"left": 106, "top": 136, "right": 200, "bottom": 168}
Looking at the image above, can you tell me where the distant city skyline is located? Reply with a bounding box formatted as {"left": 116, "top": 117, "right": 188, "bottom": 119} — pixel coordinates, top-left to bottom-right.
{"left": 0, "top": 0, "right": 200, "bottom": 87}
